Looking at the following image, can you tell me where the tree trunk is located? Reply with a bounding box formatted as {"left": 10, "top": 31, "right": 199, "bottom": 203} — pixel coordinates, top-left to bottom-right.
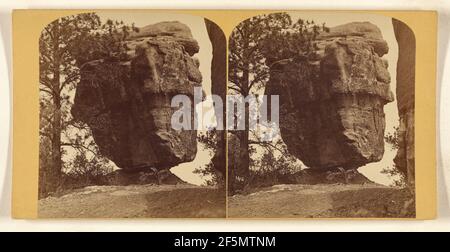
{"left": 239, "top": 121, "right": 250, "bottom": 180}
{"left": 239, "top": 65, "right": 251, "bottom": 184}
{"left": 49, "top": 90, "right": 62, "bottom": 193}
{"left": 47, "top": 28, "right": 63, "bottom": 194}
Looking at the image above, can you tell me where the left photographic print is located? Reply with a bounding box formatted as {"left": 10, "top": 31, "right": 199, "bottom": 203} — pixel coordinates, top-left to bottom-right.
{"left": 37, "top": 11, "right": 226, "bottom": 218}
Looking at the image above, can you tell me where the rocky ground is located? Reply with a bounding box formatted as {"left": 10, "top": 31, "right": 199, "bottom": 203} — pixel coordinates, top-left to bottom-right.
{"left": 228, "top": 183, "right": 415, "bottom": 218}
{"left": 39, "top": 184, "right": 225, "bottom": 218}
{"left": 39, "top": 179, "right": 414, "bottom": 219}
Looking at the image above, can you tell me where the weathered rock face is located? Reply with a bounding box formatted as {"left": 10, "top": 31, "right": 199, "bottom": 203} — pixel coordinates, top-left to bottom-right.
{"left": 72, "top": 21, "right": 202, "bottom": 172}
{"left": 265, "top": 22, "right": 394, "bottom": 170}
{"left": 205, "top": 19, "right": 227, "bottom": 178}
{"left": 392, "top": 19, "right": 415, "bottom": 186}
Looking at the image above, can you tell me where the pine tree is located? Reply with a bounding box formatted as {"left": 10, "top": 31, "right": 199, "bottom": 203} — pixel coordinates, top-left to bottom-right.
{"left": 39, "top": 13, "right": 137, "bottom": 197}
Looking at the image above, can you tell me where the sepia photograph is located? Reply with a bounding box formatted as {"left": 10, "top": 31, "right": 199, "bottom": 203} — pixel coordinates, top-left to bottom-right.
{"left": 37, "top": 11, "right": 226, "bottom": 218}
{"left": 9, "top": 9, "right": 435, "bottom": 221}
{"left": 3, "top": 0, "right": 443, "bottom": 237}
{"left": 227, "top": 12, "right": 416, "bottom": 218}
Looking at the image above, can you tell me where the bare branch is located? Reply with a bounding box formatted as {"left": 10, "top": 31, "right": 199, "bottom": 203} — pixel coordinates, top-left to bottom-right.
{"left": 61, "top": 142, "right": 98, "bottom": 157}
{"left": 227, "top": 84, "right": 243, "bottom": 94}
{"left": 59, "top": 72, "right": 80, "bottom": 92}
{"left": 39, "top": 87, "right": 53, "bottom": 97}
{"left": 249, "top": 140, "right": 286, "bottom": 155}
{"left": 248, "top": 72, "right": 270, "bottom": 90}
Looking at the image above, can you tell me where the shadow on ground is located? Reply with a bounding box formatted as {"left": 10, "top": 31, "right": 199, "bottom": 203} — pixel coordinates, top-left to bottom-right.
{"left": 228, "top": 184, "right": 415, "bottom": 218}
{"left": 38, "top": 184, "right": 225, "bottom": 218}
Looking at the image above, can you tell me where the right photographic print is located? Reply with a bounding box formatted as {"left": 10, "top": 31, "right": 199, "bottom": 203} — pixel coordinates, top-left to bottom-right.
{"left": 227, "top": 12, "right": 416, "bottom": 218}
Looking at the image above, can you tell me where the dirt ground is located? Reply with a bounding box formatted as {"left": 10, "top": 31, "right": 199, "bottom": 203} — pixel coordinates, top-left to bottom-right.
{"left": 228, "top": 184, "right": 415, "bottom": 218}
{"left": 39, "top": 183, "right": 414, "bottom": 219}
{"left": 38, "top": 184, "right": 226, "bottom": 218}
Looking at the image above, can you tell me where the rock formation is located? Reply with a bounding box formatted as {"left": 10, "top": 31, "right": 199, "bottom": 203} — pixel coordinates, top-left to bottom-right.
{"left": 205, "top": 19, "right": 227, "bottom": 178}
{"left": 392, "top": 19, "right": 415, "bottom": 187}
{"left": 264, "top": 22, "right": 394, "bottom": 170}
{"left": 72, "top": 21, "right": 202, "bottom": 172}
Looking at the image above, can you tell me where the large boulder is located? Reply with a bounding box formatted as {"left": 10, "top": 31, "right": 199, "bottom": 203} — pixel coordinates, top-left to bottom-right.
{"left": 265, "top": 22, "right": 394, "bottom": 170}
{"left": 71, "top": 21, "right": 202, "bottom": 172}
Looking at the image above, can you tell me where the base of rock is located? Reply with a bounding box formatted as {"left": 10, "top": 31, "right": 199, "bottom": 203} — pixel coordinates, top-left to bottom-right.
{"left": 105, "top": 169, "right": 187, "bottom": 186}
{"left": 230, "top": 168, "right": 373, "bottom": 196}
{"left": 292, "top": 168, "right": 374, "bottom": 185}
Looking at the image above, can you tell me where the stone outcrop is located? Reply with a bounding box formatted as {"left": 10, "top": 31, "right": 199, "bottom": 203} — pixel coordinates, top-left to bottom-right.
{"left": 72, "top": 21, "right": 202, "bottom": 172}
{"left": 392, "top": 19, "right": 415, "bottom": 187}
{"left": 265, "top": 22, "right": 394, "bottom": 170}
{"left": 205, "top": 19, "right": 227, "bottom": 178}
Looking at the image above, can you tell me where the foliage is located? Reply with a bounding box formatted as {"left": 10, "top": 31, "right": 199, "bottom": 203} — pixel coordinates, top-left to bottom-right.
{"left": 229, "top": 13, "right": 291, "bottom": 95}
{"left": 383, "top": 126, "right": 407, "bottom": 188}
{"left": 193, "top": 130, "right": 223, "bottom": 186}
{"left": 63, "top": 149, "right": 115, "bottom": 189}
{"left": 381, "top": 166, "right": 407, "bottom": 188}
{"left": 260, "top": 18, "right": 326, "bottom": 66}
{"left": 243, "top": 138, "right": 302, "bottom": 191}
{"left": 229, "top": 12, "right": 327, "bottom": 95}
{"left": 385, "top": 126, "right": 400, "bottom": 151}
{"left": 227, "top": 12, "right": 328, "bottom": 191}
{"left": 197, "top": 130, "right": 218, "bottom": 153}
{"left": 193, "top": 162, "right": 218, "bottom": 187}
{"left": 39, "top": 13, "right": 136, "bottom": 197}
